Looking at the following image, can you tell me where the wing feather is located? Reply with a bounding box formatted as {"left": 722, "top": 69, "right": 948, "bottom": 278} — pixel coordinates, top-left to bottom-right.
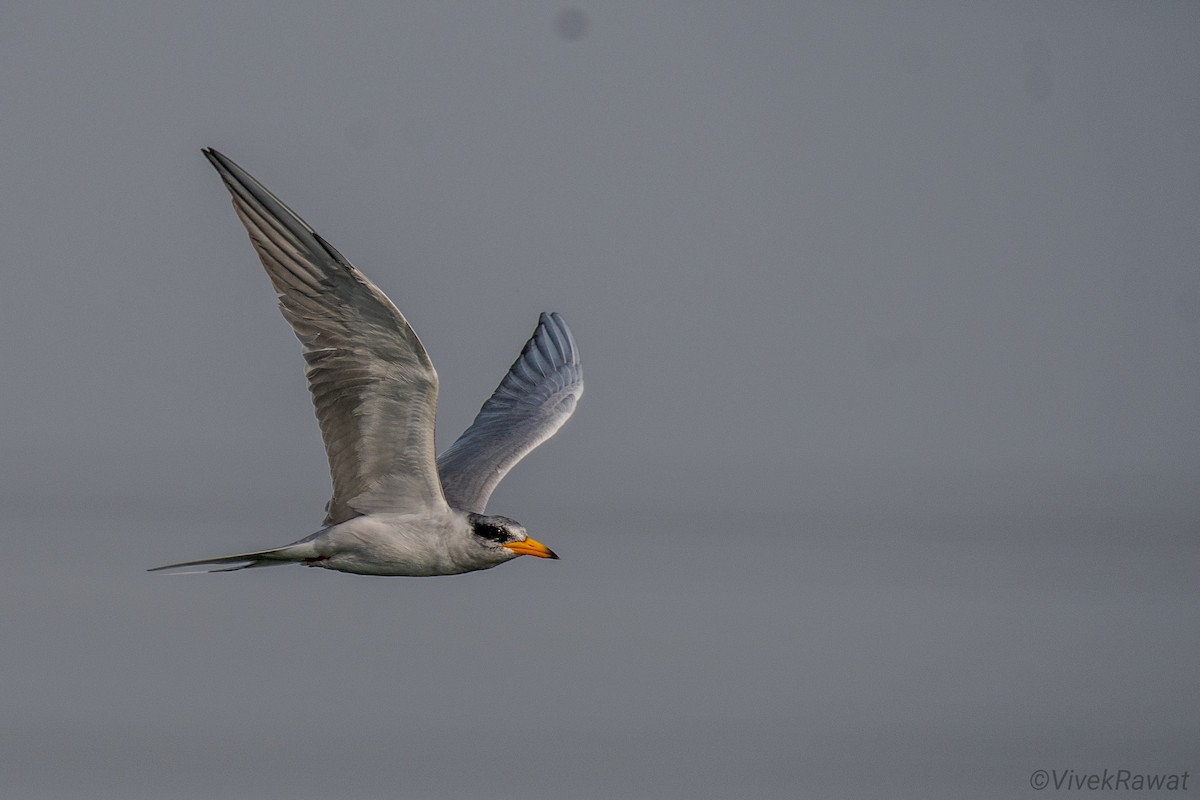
{"left": 203, "top": 149, "right": 448, "bottom": 524}
{"left": 437, "top": 312, "right": 583, "bottom": 513}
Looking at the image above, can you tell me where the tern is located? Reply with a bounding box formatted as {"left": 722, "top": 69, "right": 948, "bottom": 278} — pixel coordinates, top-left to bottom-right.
{"left": 151, "top": 149, "right": 582, "bottom": 576}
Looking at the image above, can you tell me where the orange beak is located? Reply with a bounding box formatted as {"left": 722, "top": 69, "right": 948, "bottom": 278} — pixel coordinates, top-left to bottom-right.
{"left": 502, "top": 536, "right": 559, "bottom": 560}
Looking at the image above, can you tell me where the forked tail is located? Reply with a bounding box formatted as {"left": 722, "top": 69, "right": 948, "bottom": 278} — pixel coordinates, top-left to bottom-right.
{"left": 148, "top": 543, "right": 314, "bottom": 574}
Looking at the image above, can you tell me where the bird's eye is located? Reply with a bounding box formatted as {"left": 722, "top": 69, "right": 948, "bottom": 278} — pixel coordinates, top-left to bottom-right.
{"left": 473, "top": 521, "right": 509, "bottom": 543}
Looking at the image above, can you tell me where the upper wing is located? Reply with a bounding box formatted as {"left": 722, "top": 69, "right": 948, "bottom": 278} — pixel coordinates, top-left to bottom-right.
{"left": 204, "top": 149, "right": 449, "bottom": 524}
{"left": 437, "top": 312, "right": 583, "bottom": 513}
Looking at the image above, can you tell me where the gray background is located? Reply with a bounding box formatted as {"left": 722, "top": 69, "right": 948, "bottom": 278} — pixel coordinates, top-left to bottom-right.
{"left": 2, "top": 3, "right": 1197, "bottom": 798}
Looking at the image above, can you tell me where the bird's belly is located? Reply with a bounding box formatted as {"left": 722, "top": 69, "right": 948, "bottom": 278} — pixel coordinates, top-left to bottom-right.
{"left": 322, "top": 546, "right": 477, "bottom": 577}
{"left": 315, "top": 514, "right": 481, "bottom": 577}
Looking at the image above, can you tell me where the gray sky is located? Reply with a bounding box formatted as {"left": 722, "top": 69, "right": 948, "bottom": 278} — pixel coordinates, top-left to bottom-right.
{"left": 2, "top": 3, "right": 1197, "bottom": 798}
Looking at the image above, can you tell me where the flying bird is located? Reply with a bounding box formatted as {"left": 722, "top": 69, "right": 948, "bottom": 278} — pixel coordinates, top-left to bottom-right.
{"left": 151, "top": 149, "right": 582, "bottom": 576}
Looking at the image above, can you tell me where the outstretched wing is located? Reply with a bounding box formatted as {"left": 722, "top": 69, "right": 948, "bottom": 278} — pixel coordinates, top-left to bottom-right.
{"left": 204, "top": 149, "right": 449, "bottom": 524}
{"left": 437, "top": 312, "right": 583, "bottom": 513}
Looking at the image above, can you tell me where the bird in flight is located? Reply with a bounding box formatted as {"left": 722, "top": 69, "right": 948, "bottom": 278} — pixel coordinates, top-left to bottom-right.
{"left": 151, "top": 149, "right": 582, "bottom": 576}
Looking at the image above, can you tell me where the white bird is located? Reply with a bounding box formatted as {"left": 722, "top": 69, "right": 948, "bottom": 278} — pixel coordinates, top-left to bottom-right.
{"left": 151, "top": 149, "right": 582, "bottom": 576}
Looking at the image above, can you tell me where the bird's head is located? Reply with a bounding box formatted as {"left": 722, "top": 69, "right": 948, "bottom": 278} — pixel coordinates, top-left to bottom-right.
{"left": 467, "top": 513, "right": 559, "bottom": 562}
